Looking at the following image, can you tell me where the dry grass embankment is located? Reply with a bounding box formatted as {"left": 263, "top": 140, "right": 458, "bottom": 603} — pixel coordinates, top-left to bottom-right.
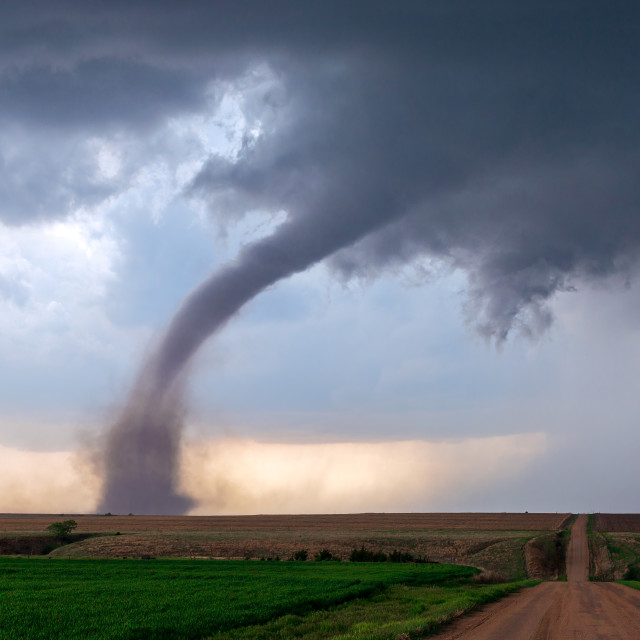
{"left": 590, "top": 514, "right": 640, "bottom": 580}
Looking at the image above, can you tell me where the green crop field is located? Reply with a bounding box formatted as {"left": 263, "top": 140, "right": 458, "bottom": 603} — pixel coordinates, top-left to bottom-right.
{"left": 0, "top": 558, "right": 534, "bottom": 639}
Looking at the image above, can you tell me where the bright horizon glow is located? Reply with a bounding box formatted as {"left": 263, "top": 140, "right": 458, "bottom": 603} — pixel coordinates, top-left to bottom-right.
{"left": 0, "top": 434, "right": 545, "bottom": 515}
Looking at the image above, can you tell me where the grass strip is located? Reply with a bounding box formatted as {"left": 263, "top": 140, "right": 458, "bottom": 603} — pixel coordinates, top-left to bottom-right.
{"left": 207, "top": 579, "right": 537, "bottom": 639}
{"left": 618, "top": 580, "right": 640, "bottom": 590}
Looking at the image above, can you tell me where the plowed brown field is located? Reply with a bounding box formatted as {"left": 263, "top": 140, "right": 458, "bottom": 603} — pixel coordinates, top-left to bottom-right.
{"left": 0, "top": 512, "right": 571, "bottom": 534}
{"left": 593, "top": 514, "right": 640, "bottom": 532}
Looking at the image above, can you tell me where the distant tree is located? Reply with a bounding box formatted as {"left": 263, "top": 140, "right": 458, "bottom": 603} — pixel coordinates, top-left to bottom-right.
{"left": 46, "top": 520, "right": 78, "bottom": 539}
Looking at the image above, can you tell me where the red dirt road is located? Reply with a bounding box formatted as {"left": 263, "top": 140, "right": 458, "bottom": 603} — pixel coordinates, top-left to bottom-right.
{"left": 435, "top": 514, "right": 640, "bottom": 639}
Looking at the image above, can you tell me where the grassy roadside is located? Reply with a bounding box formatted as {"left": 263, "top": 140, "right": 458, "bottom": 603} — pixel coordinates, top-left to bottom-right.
{"left": 604, "top": 535, "right": 640, "bottom": 580}
{"left": 206, "top": 578, "right": 537, "bottom": 640}
{"left": 525, "top": 532, "right": 568, "bottom": 581}
{"left": 587, "top": 515, "right": 640, "bottom": 581}
{"left": 587, "top": 514, "right": 615, "bottom": 581}
{"left": 524, "top": 515, "right": 575, "bottom": 581}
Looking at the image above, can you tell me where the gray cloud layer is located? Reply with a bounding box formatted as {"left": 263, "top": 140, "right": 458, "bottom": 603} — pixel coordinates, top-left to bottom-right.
{"left": 3, "top": 1, "right": 637, "bottom": 336}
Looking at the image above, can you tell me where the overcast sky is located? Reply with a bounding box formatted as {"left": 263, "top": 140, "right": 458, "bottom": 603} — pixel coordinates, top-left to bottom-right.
{"left": 1, "top": 1, "right": 639, "bottom": 514}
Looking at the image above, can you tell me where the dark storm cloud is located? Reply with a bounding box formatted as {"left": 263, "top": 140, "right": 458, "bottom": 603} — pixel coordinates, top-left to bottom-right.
{"left": 0, "top": 59, "right": 206, "bottom": 130}
{"left": 3, "top": 1, "right": 639, "bottom": 511}
{"left": 188, "top": 21, "right": 640, "bottom": 340}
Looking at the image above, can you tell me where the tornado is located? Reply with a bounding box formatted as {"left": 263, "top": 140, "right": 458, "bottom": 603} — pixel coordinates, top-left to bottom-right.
{"left": 98, "top": 197, "right": 400, "bottom": 514}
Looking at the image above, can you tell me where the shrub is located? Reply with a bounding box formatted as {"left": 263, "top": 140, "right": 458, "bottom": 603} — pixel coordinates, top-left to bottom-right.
{"left": 293, "top": 549, "right": 308, "bottom": 561}
{"left": 314, "top": 549, "right": 337, "bottom": 561}
{"left": 46, "top": 520, "right": 78, "bottom": 540}
{"left": 388, "top": 549, "right": 416, "bottom": 563}
{"left": 623, "top": 565, "right": 640, "bottom": 581}
{"left": 349, "top": 545, "right": 388, "bottom": 562}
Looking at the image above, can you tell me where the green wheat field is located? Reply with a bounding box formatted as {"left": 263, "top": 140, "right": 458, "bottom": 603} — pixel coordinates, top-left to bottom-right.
{"left": 0, "top": 558, "right": 534, "bottom": 640}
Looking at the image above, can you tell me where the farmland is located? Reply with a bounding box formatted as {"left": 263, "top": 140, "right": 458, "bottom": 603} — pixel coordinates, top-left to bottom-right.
{"left": 0, "top": 513, "right": 571, "bottom": 581}
{"left": 0, "top": 513, "right": 569, "bottom": 639}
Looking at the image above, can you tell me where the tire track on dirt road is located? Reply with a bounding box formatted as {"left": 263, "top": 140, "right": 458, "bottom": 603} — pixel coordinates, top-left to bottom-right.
{"left": 435, "top": 514, "right": 640, "bottom": 639}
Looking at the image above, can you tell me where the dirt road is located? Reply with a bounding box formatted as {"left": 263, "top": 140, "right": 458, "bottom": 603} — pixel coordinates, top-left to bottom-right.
{"left": 435, "top": 514, "right": 640, "bottom": 639}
